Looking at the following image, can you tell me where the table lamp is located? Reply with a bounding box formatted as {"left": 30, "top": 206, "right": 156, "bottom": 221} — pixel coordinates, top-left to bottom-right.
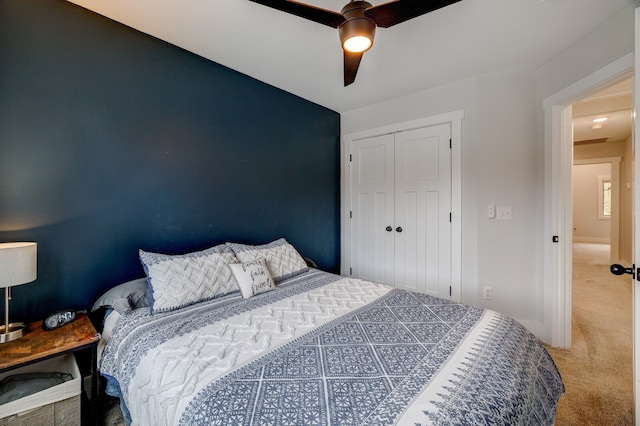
{"left": 0, "top": 242, "right": 37, "bottom": 343}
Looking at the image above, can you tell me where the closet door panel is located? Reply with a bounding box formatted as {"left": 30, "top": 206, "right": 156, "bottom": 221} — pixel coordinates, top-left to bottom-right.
{"left": 395, "top": 190, "right": 418, "bottom": 290}
{"left": 350, "top": 134, "right": 395, "bottom": 285}
{"left": 395, "top": 124, "right": 451, "bottom": 298}
{"left": 424, "top": 191, "right": 441, "bottom": 295}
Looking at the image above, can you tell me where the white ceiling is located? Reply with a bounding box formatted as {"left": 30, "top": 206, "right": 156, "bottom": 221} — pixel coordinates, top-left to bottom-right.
{"left": 65, "top": 0, "right": 635, "bottom": 113}
{"left": 573, "top": 78, "right": 633, "bottom": 144}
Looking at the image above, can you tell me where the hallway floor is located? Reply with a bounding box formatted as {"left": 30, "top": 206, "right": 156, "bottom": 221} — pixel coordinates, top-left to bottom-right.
{"left": 547, "top": 242, "right": 633, "bottom": 425}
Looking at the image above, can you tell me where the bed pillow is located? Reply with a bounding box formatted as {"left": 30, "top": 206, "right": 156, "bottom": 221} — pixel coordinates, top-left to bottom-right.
{"left": 139, "top": 245, "right": 239, "bottom": 313}
{"left": 229, "top": 258, "right": 276, "bottom": 299}
{"left": 91, "top": 278, "right": 149, "bottom": 314}
{"left": 226, "top": 238, "right": 308, "bottom": 282}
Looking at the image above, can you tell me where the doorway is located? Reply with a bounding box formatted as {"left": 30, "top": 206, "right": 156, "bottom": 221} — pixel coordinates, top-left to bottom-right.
{"left": 563, "top": 78, "right": 634, "bottom": 422}
{"left": 543, "top": 53, "right": 633, "bottom": 349}
{"left": 567, "top": 76, "right": 633, "bottom": 345}
{"left": 572, "top": 78, "right": 633, "bottom": 266}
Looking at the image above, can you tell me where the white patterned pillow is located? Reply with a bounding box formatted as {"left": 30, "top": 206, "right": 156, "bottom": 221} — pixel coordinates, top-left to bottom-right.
{"left": 229, "top": 258, "right": 276, "bottom": 299}
{"left": 139, "top": 245, "right": 239, "bottom": 313}
{"left": 226, "top": 238, "right": 308, "bottom": 283}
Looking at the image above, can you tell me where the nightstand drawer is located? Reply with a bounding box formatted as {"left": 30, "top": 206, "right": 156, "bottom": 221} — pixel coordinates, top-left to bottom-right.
{"left": 0, "top": 354, "right": 81, "bottom": 425}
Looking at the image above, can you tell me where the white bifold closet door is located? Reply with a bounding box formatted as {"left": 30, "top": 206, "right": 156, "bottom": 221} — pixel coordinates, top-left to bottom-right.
{"left": 350, "top": 123, "right": 452, "bottom": 299}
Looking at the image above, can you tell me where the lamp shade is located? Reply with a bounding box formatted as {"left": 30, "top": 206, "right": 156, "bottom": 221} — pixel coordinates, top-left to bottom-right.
{"left": 0, "top": 242, "right": 37, "bottom": 288}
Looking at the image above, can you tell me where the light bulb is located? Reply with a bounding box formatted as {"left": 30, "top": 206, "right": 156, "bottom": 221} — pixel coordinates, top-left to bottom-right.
{"left": 343, "top": 35, "right": 372, "bottom": 53}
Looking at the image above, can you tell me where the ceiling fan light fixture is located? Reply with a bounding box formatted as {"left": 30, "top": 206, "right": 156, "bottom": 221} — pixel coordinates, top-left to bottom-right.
{"left": 339, "top": 17, "right": 376, "bottom": 53}
{"left": 248, "top": 0, "right": 462, "bottom": 85}
{"left": 338, "top": 1, "right": 375, "bottom": 54}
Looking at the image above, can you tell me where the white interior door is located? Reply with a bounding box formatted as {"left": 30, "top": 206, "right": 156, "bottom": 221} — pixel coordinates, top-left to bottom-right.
{"left": 633, "top": 7, "right": 639, "bottom": 424}
{"left": 342, "top": 110, "right": 463, "bottom": 300}
{"left": 394, "top": 124, "right": 452, "bottom": 298}
{"left": 350, "top": 123, "right": 452, "bottom": 299}
{"left": 350, "top": 133, "right": 395, "bottom": 285}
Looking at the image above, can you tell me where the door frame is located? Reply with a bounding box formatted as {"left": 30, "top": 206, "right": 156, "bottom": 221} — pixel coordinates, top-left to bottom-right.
{"left": 543, "top": 53, "right": 633, "bottom": 348}
{"left": 633, "top": 9, "right": 639, "bottom": 424}
{"left": 341, "top": 110, "right": 464, "bottom": 301}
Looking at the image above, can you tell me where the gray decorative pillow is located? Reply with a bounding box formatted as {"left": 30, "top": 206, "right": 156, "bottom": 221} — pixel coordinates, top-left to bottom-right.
{"left": 229, "top": 258, "right": 276, "bottom": 299}
{"left": 139, "top": 245, "right": 239, "bottom": 313}
{"left": 91, "top": 278, "right": 149, "bottom": 314}
{"left": 226, "top": 238, "right": 308, "bottom": 283}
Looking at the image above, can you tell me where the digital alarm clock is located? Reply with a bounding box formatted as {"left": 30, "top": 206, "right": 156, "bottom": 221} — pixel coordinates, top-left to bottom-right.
{"left": 42, "top": 309, "right": 79, "bottom": 330}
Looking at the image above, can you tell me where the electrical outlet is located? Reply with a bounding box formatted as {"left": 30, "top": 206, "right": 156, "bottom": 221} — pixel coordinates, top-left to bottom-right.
{"left": 483, "top": 286, "right": 493, "bottom": 300}
{"left": 496, "top": 206, "right": 512, "bottom": 220}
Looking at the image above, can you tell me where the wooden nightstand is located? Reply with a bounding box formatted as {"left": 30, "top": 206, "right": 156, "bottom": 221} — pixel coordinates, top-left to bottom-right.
{"left": 0, "top": 312, "right": 100, "bottom": 425}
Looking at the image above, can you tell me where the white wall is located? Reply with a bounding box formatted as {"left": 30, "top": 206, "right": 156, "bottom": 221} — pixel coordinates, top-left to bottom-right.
{"left": 536, "top": 6, "right": 636, "bottom": 99}
{"left": 572, "top": 163, "right": 612, "bottom": 242}
{"left": 341, "top": 3, "right": 637, "bottom": 341}
{"left": 573, "top": 139, "right": 632, "bottom": 261}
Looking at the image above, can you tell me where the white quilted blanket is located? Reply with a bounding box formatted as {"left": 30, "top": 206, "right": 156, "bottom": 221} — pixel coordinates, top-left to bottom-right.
{"left": 100, "top": 269, "right": 564, "bottom": 426}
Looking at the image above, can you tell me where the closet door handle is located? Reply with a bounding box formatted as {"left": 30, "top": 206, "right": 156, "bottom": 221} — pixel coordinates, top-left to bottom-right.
{"left": 396, "top": 227, "right": 403, "bottom": 233}
{"left": 386, "top": 226, "right": 393, "bottom": 232}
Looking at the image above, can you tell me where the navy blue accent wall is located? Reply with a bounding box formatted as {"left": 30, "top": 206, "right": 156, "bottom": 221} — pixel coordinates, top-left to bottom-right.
{"left": 0, "top": 0, "right": 340, "bottom": 322}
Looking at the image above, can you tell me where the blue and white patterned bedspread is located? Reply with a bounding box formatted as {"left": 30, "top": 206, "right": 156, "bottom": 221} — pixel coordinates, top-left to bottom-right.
{"left": 100, "top": 269, "right": 564, "bottom": 426}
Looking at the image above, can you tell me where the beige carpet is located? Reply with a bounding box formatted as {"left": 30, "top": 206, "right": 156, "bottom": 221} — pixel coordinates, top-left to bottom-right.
{"left": 546, "top": 243, "right": 633, "bottom": 425}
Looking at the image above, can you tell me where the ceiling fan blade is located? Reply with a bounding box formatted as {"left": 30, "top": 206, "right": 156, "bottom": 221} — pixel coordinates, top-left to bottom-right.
{"left": 249, "top": 0, "right": 346, "bottom": 28}
{"left": 366, "top": 0, "right": 462, "bottom": 28}
{"left": 344, "top": 51, "right": 363, "bottom": 86}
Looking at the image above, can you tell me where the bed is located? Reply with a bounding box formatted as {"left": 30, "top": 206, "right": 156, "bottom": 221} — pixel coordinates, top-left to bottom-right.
{"left": 93, "top": 238, "right": 564, "bottom": 425}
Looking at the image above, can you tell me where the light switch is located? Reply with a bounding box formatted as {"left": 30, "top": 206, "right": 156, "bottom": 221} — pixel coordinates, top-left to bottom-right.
{"left": 487, "top": 204, "right": 496, "bottom": 219}
{"left": 496, "top": 206, "right": 512, "bottom": 220}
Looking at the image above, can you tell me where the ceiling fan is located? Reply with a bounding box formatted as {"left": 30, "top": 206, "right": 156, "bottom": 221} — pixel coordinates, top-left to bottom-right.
{"left": 248, "top": 0, "right": 462, "bottom": 86}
